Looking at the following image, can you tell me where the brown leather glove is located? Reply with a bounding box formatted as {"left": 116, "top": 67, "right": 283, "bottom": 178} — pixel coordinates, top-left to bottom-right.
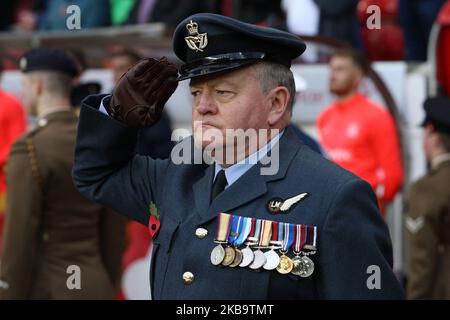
{"left": 108, "top": 57, "right": 178, "bottom": 128}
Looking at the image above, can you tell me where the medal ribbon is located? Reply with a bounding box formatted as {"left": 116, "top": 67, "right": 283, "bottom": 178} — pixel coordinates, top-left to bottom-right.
{"left": 278, "top": 222, "right": 284, "bottom": 244}
{"left": 244, "top": 218, "right": 257, "bottom": 244}
{"left": 301, "top": 224, "right": 307, "bottom": 250}
{"left": 292, "top": 224, "right": 307, "bottom": 252}
{"left": 252, "top": 219, "right": 262, "bottom": 241}
{"left": 228, "top": 215, "right": 242, "bottom": 244}
{"left": 258, "top": 219, "right": 272, "bottom": 247}
{"left": 246, "top": 218, "right": 262, "bottom": 245}
{"left": 270, "top": 221, "right": 278, "bottom": 243}
{"left": 305, "top": 225, "right": 318, "bottom": 248}
{"left": 234, "top": 216, "right": 252, "bottom": 247}
{"left": 248, "top": 218, "right": 256, "bottom": 238}
{"left": 215, "top": 213, "right": 232, "bottom": 242}
{"left": 313, "top": 226, "right": 317, "bottom": 247}
{"left": 281, "top": 223, "right": 295, "bottom": 251}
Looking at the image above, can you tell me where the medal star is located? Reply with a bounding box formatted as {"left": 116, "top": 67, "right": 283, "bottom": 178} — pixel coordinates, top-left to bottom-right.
{"left": 279, "top": 193, "right": 309, "bottom": 212}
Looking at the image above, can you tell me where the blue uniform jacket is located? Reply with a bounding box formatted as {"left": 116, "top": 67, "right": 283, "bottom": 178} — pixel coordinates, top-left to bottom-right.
{"left": 72, "top": 95, "right": 405, "bottom": 300}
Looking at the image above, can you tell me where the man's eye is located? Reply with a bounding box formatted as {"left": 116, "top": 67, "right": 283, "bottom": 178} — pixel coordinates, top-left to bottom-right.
{"left": 216, "top": 90, "right": 233, "bottom": 96}
{"left": 191, "top": 91, "right": 200, "bottom": 97}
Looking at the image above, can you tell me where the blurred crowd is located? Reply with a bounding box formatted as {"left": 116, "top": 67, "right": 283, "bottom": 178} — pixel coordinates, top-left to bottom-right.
{"left": 0, "top": 0, "right": 448, "bottom": 61}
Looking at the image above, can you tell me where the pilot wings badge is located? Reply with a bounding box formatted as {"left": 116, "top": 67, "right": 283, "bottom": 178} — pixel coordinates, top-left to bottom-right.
{"left": 185, "top": 20, "right": 208, "bottom": 52}
{"left": 267, "top": 193, "right": 309, "bottom": 214}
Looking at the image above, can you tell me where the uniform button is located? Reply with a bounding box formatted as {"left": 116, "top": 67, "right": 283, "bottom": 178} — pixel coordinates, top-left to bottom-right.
{"left": 195, "top": 227, "right": 208, "bottom": 239}
{"left": 38, "top": 118, "right": 48, "bottom": 127}
{"left": 182, "top": 271, "right": 194, "bottom": 285}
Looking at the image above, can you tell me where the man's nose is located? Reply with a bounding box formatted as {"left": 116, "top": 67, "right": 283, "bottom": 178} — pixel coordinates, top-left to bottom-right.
{"left": 195, "top": 92, "right": 216, "bottom": 115}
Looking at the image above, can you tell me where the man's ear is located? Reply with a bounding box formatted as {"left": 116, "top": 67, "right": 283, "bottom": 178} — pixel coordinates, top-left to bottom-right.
{"left": 267, "top": 86, "right": 290, "bottom": 126}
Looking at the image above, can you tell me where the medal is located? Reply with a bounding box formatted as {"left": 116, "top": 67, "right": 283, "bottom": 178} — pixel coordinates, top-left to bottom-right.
{"left": 240, "top": 246, "right": 254, "bottom": 267}
{"left": 210, "top": 245, "right": 225, "bottom": 266}
{"left": 229, "top": 216, "right": 251, "bottom": 268}
{"left": 300, "top": 255, "right": 314, "bottom": 277}
{"left": 291, "top": 224, "right": 307, "bottom": 276}
{"left": 229, "top": 248, "right": 243, "bottom": 267}
{"left": 264, "top": 221, "right": 280, "bottom": 270}
{"left": 277, "top": 254, "right": 294, "bottom": 274}
{"left": 221, "top": 246, "right": 236, "bottom": 266}
{"left": 276, "top": 222, "right": 295, "bottom": 274}
{"left": 298, "top": 225, "right": 315, "bottom": 277}
{"left": 210, "top": 213, "right": 232, "bottom": 265}
{"left": 249, "top": 249, "right": 267, "bottom": 270}
{"left": 249, "top": 219, "right": 267, "bottom": 269}
{"left": 264, "top": 249, "right": 281, "bottom": 270}
{"left": 225, "top": 215, "right": 244, "bottom": 267}
{"left": 291, "top": 255, "right": 305, "bottom": 276}
{"left": 239, "top": 218, "right": 256, "bottom": 267}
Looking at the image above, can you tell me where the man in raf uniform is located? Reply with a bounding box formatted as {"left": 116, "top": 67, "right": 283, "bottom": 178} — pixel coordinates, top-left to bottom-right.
{"left": 406, "top": 97, "right": 450, "bottom": 299}
{"left": 72, "top": 13, "right": 404, "bottom": 299}
{"left": 0, "top": 48, "right": 125, "bottom": 299}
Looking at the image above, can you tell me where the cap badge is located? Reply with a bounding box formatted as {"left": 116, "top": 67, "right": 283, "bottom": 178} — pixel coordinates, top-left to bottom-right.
{"left": 185, "top": 20, "right": 208, "bottom": 52}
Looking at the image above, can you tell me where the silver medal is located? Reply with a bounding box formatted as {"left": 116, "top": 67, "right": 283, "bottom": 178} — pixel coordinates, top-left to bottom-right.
{"left": 249, "top": 249, "right": 267, "bottom": 270}
{"left": 300, "top": 255, "right": 314, "bottom": 277}
{"left": 291, "top": 255, "right": 305, "bottom": 276}
{"left": 210, "top": 244, "right": 225, "bottom": 265}
{"left": 239, "top": 247, "right": 254, "bottom": 267}
{"left": 263, "top": 249, "right": 280, "bottom": 270}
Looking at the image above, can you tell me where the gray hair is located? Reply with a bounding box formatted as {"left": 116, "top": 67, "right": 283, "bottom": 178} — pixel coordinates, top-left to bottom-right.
{"left": 252, "top": 61, "right": 296, "bottom": 113}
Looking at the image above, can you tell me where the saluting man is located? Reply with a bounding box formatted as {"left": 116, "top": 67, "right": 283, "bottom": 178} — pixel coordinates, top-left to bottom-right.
{"left": 72, "top": 13, "right": 404, "bottom": 299}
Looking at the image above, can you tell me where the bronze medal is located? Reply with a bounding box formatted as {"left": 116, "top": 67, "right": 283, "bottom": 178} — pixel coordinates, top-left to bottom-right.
{"left": 276, "top": 254, "right": 294, "bottom": 274}
{"left": 229, "top": 248, "right": 243, "bottom": 268}
{"left": 221, "top": 246, "right": 236, "bottom": 266}
{"left": 210, "top": 244, "right": 225, "bottom": 265}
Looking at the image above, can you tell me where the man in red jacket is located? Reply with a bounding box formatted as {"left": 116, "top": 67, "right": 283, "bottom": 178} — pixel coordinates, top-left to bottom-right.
{"left": 0, "top": 80, "right": 27, "bottom": 253}
{"left": 317, "top": 49, "right": 403, "bottom": 215}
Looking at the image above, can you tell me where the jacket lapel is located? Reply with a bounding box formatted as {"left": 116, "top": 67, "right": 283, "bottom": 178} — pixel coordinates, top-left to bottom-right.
{"left": 192, "top": 163, "right": 215, "bottom": 220}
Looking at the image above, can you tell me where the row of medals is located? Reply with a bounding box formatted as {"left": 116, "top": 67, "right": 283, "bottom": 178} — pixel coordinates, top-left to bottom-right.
{"left": 210, "top": 237, "right": 315, "bottom": 278}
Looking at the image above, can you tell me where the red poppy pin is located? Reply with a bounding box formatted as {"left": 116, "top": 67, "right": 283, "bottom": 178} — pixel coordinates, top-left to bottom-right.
{"left": 148, "top": 201, "right": 161, "bottom": 239}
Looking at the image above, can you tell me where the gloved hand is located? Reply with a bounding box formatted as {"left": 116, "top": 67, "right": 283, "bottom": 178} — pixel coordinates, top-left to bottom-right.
{"left": 107, "top": 57, "right": 178, "bottom": 128}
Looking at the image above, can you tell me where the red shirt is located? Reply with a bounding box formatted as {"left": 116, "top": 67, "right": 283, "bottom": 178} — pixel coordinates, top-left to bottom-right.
{"left": 317, "top": 94, "right": 403, "bottom": 214}
{"left": 0, "top": 89, "right": 26, "bottom": 252}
